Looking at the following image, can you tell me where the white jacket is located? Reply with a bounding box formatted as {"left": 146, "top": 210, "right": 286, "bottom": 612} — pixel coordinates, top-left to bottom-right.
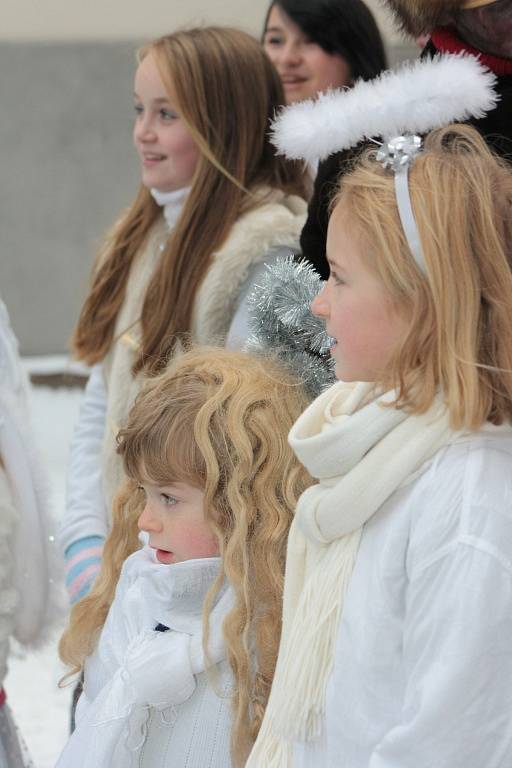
{"left": 293, "top": 428, "right": 512, "bottom": 768}
{"left": 0, "top": 299, "right": 55, "bottom": 661}
{"left": 57, "top": 548, "right": 234, "bottom": 768}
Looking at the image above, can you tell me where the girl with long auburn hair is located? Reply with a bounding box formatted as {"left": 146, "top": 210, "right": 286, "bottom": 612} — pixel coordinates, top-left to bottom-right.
{"left": 60, "top": 27, "right": 308, "bottom": 606}
{"left": 56, "top": 348, "right": 312, "bottom": 768}
{"left": 248, "top": 123, "right": 512, "bottom": 766}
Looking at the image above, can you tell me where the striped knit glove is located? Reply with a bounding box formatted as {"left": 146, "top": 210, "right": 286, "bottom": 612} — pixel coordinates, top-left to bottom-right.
{"left": 65, "top": 535, "right": 104, "bottom": 605}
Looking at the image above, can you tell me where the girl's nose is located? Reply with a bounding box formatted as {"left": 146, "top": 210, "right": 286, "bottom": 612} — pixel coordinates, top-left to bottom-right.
{"left": 137, "top": 502, "right": 161, "bottom": 533}
{"left": 311, "top": 284, "right": 329, "bottom": 319}
{"left": 134, "top": 115, "right": 157, "bottom": 143}
{"left": 281, "top": 40, "right": 302, "bottom": 67}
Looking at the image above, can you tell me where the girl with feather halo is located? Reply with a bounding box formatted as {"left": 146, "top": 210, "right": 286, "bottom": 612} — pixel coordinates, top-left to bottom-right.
{"left": 247, "top": 53, "right": 512, "bottom": 767}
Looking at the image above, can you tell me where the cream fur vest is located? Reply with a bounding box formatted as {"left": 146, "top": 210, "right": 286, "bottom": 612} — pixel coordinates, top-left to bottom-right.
{"left": 101, "top": 189, "right": 306, "bottom": 514}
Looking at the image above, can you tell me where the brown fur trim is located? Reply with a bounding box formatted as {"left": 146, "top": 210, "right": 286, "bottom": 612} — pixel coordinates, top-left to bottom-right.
{"left": 383, "top": 0, "right": 467, "bottom": 35}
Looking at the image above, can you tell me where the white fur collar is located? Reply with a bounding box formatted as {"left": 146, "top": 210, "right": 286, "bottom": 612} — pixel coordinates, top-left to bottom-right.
{"left": 191, "top": 188, "right": 307, "bottom": 345}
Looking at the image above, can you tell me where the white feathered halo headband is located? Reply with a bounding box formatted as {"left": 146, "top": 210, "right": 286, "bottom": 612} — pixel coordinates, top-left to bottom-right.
{"left": 271, "top": 54, "right": 497, "bottom": 275}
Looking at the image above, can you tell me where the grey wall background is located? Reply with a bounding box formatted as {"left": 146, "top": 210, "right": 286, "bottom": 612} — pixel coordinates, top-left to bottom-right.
{"left": 1, "top": 3, "right": 415, "bottom": 354}
{"left": 1, "top": 0, "right": 401, "bottom": 42}
{"left": 0, "top": 42, "right": 139, "bottom": 354}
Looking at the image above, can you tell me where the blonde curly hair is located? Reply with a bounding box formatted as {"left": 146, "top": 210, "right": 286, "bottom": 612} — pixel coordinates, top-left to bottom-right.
{"left": 59, "top": 348, "right": 312, "bottom": 765}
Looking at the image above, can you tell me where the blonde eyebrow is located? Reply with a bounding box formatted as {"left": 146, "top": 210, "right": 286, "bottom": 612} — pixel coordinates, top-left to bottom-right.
{"left": 133, "top": 93, "right": 170, "bottom": 105}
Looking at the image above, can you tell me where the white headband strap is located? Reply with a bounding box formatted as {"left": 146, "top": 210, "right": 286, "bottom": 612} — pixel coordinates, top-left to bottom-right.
{"left": 376, "top": 135, "right": 426, "bottom": 275}
{"left": 394, "top": 168, "right": 426, "bottom": 274}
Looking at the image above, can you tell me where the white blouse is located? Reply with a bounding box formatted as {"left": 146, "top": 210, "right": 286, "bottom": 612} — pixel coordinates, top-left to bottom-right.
{"left": 294, "top": 428, "right": 512, "bottom": 767}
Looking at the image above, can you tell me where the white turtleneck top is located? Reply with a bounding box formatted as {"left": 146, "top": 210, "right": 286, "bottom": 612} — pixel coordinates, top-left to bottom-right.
{"left": 150, "top": 186, "right": 189, "bottom": 230}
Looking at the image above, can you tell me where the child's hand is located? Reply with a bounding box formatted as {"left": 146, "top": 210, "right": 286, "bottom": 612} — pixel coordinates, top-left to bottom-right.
{"left": 121, "top": 631, "right": 196, "bottom": 709}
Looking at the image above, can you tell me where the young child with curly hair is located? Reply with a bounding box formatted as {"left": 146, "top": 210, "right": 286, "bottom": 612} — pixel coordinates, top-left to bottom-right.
{"left": 57, "top": 349, "right": 311, "bottom": 768}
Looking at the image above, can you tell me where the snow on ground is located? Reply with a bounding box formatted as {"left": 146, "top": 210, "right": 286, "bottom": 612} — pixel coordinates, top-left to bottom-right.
{"left": 5, "top": 361, "right": 85, "bottom": 768}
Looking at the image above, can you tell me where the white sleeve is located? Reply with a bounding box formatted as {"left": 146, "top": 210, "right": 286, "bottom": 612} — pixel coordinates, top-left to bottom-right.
{"left": 225, "top": 245, "right": 295, "bottom": 350}
{"left": 368, "top": 542, "right": 512, "bottom": 768}
{"left": 59, "top": 363, "right": 109, "bottom": 554}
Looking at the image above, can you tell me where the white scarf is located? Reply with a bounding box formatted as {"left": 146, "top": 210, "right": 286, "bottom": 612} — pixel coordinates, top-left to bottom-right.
{"left": 56, "top": 547, "right": 233, "bottom": 768}
{"left": 150, "top": 186, "right": 189, "bottom": 231}
{"left": 247, "top": 381, "right": 463, "bottom": 766}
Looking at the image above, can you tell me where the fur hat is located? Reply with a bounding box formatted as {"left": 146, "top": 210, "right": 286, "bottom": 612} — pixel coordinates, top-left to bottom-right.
{"left": 384, "top": 0, "right": 497, "bottom": 35}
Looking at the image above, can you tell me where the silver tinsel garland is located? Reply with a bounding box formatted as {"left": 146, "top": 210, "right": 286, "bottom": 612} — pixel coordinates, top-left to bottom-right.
{"left": 246, "top": 255, "right": 336, "bottom": 399}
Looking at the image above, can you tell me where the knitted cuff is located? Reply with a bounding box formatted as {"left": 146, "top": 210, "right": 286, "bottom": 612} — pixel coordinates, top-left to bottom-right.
{"left": 65, "top": 535, "right": 105, "bottom": 605}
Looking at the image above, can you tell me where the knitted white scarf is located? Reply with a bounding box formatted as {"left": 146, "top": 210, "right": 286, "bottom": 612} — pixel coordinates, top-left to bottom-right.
{"left": 247, "top": 380, "right": 462, "bottom": 766}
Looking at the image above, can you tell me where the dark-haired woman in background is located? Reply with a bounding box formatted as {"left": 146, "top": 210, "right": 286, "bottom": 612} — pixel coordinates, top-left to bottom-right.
{"left": 263, "top": 0, "right": 388, "bottom": 276}
{"left": 263, "top": 0, "right": 387, "bottom": 104}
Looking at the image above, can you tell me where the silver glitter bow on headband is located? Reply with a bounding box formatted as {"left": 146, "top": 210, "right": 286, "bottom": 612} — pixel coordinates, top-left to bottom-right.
{"left": 377, "top": 134, "right": 426, "bottom": 274}
{"left": 376, "top": 135, "right": 422, "bottom": 172}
